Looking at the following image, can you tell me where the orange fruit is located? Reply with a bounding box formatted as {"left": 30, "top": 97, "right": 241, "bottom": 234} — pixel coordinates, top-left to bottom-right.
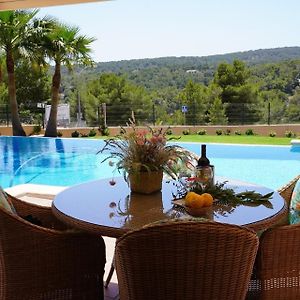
{"left": 201, "top": 193, "right": 214, "bottom": 207}
{"left": 185, "top": 192, "right": 197, "bottom": 207}
{"left": 189, "top": 194, "right": 204, "bottom": 209}
{"left": 185, "top": 192, "right": 195, "bottom": 200}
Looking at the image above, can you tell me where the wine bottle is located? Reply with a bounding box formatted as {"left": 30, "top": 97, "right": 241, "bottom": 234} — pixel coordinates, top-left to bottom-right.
{"left": 197, "top": 144, "right": 210, "bottom": 167}
{"left": 195, "top": 144, "right": 214, "bottom": 186}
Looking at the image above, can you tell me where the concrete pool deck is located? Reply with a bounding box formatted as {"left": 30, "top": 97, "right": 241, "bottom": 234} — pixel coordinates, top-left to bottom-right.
{"left": 4, "top": 184, "right": 119, "bottom": 300}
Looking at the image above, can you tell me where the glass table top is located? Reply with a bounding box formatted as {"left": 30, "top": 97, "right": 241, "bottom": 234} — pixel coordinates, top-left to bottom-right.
{"left": 53, "top": 177, "right": 286, "bottom": 237}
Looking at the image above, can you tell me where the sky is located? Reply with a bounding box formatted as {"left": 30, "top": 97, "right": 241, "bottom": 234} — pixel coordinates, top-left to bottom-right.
{"left": 39, "top": 0, "right": 300, "bottom": 63}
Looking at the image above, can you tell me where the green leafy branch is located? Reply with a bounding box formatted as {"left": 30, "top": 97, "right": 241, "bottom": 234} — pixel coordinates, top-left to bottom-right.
{"left": 183, "top": 180, "right": 274, "bottom": 207}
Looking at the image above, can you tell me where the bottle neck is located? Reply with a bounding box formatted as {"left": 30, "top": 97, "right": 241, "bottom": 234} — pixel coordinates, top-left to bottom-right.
{"left": 201, "top": 145, "right": 206, "bottom": 158}
{"left": 197, "top": 145, "right": 210, "bottom": 167}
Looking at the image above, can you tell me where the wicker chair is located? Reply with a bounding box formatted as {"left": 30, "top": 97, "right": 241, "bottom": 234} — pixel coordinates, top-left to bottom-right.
{"left": 249, "top": 222, "right": 300, "bottom": 300}
{"left": 278, "top": 174, "right": 300, "bottom": 206}
{"left": 0, "top": 193, "right": 106, "bottom": 300}
{"left": 247, "top": 175, "right": 300, "bottom": 299}
{"left": 115, "top": 221, "right": 259, "bottom": 300}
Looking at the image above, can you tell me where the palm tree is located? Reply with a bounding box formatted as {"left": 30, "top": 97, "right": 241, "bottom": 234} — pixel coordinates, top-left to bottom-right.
{"left": 0, "top": 10, "right": 42, "bottom": 136}
{"left": 43, "top": 22, "right": 95, "bottom": 137}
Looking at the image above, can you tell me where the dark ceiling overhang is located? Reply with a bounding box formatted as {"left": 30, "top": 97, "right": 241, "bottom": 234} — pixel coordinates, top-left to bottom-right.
{"left": 0, "top": 0, "right": 107, "bottom": 11}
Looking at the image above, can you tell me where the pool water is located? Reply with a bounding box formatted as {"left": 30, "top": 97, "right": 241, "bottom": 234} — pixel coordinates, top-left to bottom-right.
{"left": 1, "top": 136, "right": 300, "bottom": 190}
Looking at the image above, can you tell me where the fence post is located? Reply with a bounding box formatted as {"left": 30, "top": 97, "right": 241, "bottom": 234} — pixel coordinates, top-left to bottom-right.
{"left": 152, "top": 104, "right": 156, "bottom": 126}
{"left": 97, "top": 106, "right": 100, "bottom": 127}
{"left": 6, "top": 103, "right": 9, "bottom": 126}
{"left": 193, "top": 101, "right": 196, "bottom": 126}
{"left": 267, "top": 102, "right": 271, "bottom": 125}
{"left": 102, "top": 103, "right": 107, "bottom": 127}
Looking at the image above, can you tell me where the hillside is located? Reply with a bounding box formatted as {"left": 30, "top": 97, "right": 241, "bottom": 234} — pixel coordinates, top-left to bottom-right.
{"left": 55, "top": 46, "right": 300, "bottom": 127}
{"left": 62, "top": 46, "right": 300, "bottom": 91}
{"left": 93, "top": 46, "right": 300, "bottom": 73}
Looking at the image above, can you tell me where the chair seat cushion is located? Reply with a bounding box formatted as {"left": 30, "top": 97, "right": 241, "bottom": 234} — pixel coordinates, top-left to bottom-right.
{"left": 0, "top": 187, "right": 17, "bottom": 214}
{"left": 289, "top": 178, "right": 300, "bottom": 224}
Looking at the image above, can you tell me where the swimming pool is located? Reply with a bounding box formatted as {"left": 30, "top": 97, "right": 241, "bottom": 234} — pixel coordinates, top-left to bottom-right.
{"left": 1, "top": 136, "right": 300, "bottom": 190}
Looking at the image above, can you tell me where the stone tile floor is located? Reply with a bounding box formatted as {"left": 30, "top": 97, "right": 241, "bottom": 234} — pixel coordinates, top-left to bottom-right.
{"left": 103, "top": 237, "right": 119, "bottom": 300}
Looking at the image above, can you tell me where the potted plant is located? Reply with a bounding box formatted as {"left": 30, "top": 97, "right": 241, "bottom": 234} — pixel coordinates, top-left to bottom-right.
{"left": 100, "top": 119, "right": 194, "bottom": 194}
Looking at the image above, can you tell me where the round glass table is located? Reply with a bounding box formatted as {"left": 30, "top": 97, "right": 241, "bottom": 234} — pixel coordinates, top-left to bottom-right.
{"left": 52, "top": 177, "right": 287, "bottom": 238}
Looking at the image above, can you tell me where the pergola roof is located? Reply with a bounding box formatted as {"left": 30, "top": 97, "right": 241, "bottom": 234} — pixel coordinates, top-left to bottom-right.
{"left": 0, "top": 0, "right": 107, "bottom": 11}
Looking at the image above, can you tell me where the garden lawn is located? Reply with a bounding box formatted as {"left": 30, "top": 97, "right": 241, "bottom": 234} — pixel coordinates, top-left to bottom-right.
{"left": 174, "top": 135, "right": 293, "bottom": 145}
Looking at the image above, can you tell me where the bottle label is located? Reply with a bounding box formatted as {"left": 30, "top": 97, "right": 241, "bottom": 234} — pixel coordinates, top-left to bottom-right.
{"left": 195, "top": 166, "right": 214, "bottom": 185}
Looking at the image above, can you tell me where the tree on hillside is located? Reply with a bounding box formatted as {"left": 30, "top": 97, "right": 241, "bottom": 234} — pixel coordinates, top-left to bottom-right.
{"left": 214, "top": 60, "right": 261, "bottom": 124}
{"left": 259, "top": 90, "right": 287, "bottom": 124}
{"left": 0, "top": 10, "right": 43, "bottom": 136}
{"left": 15, "top": 59, "right": 51, "bottom": 123}
{"left": 150, "top": 87, "right": 183, "bottom": 125}
{"left": 250, "top": 60, "right": 300, "bottom": 95}
{"left": 42, "top": 22, "right": 95, "bottom": 137}
{"left": 178, "top": 80, "right": 209, "bottom": 125}
{"left": 209, "top": 97, "right": 228, "bottom": 125}
{"left": 84, "top": 73, "right": 152, "bottom": 126}
{"left": 206, "top": 84, "right": 228, "bottom": 125}
{"left": 284, "top": 89, "right": 300, "bottom": 122}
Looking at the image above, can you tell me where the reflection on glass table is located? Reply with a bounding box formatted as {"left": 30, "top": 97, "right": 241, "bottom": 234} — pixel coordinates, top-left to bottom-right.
{"left": 52, "top": 176, "right": 287, "bottom": 238}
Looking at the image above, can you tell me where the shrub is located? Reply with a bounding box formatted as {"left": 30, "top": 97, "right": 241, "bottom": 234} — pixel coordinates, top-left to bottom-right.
{"left": 71, "top": 130, "right": 80, "bottom": 138}
{"left": 234, "top": 130, "right": 242, "bottom": 136}
{"left": 182, "top": 129, "right": 190, "bottom": 135}
{"left": 224, "top": 129, "right": 231, "bottom": 136}
{"left": 81, "top": 133, "right": 89, "bottom": 137}
{"left": 216, "top": 129, "right": 223, "bottom": 135}
{"left": 197, "top": 129, "right": 207, "bottom": 135}
{"left": 99, "top": 125, "right": 110, "bottom": 136}
{"left": 245, "top": 128, "right": 255, "bottom": 136}
{"left": 57, "top": 131, "right": 63, "bottom": 137}
{"left": 165, "top": 128, "right": 173, "bottom": 135}
{"left": 269, "top": 132, "right": 276, "bottom": 137}
{"left": 285, "top": 130, "right": 296, "bottom": 138}
{"left": 88, "top": 128, "right": 97, "bottom": 137}
{"left": 30, "top": 125, "right": 41, "bottom": 135}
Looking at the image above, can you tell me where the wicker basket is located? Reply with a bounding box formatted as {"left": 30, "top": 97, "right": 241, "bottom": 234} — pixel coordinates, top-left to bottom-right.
{"left": 129, "top": 170, "right": 163, "bottom": 194}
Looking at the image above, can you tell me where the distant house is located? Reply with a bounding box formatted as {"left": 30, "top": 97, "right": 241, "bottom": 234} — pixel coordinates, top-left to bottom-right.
{"left": 186, "top": 69, "right": 200, "bottom": 74}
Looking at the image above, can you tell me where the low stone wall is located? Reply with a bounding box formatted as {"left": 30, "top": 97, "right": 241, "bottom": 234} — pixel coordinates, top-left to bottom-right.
{"left": 1, "top": 124, "right": 300, "bottom": 137}
{"left": 0, "top": 125, "right": 35, "bottom": 136}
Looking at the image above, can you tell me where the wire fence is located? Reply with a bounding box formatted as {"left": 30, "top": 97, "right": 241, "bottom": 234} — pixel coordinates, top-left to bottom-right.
{"left": 0, "top": 102, "right": 295, "bottom": 127}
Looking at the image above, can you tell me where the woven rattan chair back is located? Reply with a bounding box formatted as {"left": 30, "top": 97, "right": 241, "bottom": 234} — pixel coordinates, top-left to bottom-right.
{"left": 247, "top": 175, "right": 300, "bottom": 299}
{"left": 115, "top": 221, "right": 259, "bottom": 300}
{"left": 0, "top": 194, "right": 106, "bottom": 300}
{"left": 278, "top": 174, "right": 300, "bottom": 207}
{"left": 250, "top": 223, "right": 300, "bottom": 300}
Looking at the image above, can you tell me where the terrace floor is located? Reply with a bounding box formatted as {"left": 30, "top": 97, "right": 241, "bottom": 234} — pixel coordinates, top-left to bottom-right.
{"left": 5, "top": 184, "right": 120, "bottom": 300}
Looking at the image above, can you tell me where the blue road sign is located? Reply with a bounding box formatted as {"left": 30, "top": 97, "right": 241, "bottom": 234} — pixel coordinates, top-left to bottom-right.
{"left": 182, "top": 105, "right": 188, "bottom": 113}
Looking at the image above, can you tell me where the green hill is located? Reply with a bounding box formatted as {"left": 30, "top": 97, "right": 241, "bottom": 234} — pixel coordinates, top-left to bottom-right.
{"left": 94, "top": 46, "right": 300, "bottom": 73}
{"left": 62, "top": 46, "right": 300, "bottom": 91}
